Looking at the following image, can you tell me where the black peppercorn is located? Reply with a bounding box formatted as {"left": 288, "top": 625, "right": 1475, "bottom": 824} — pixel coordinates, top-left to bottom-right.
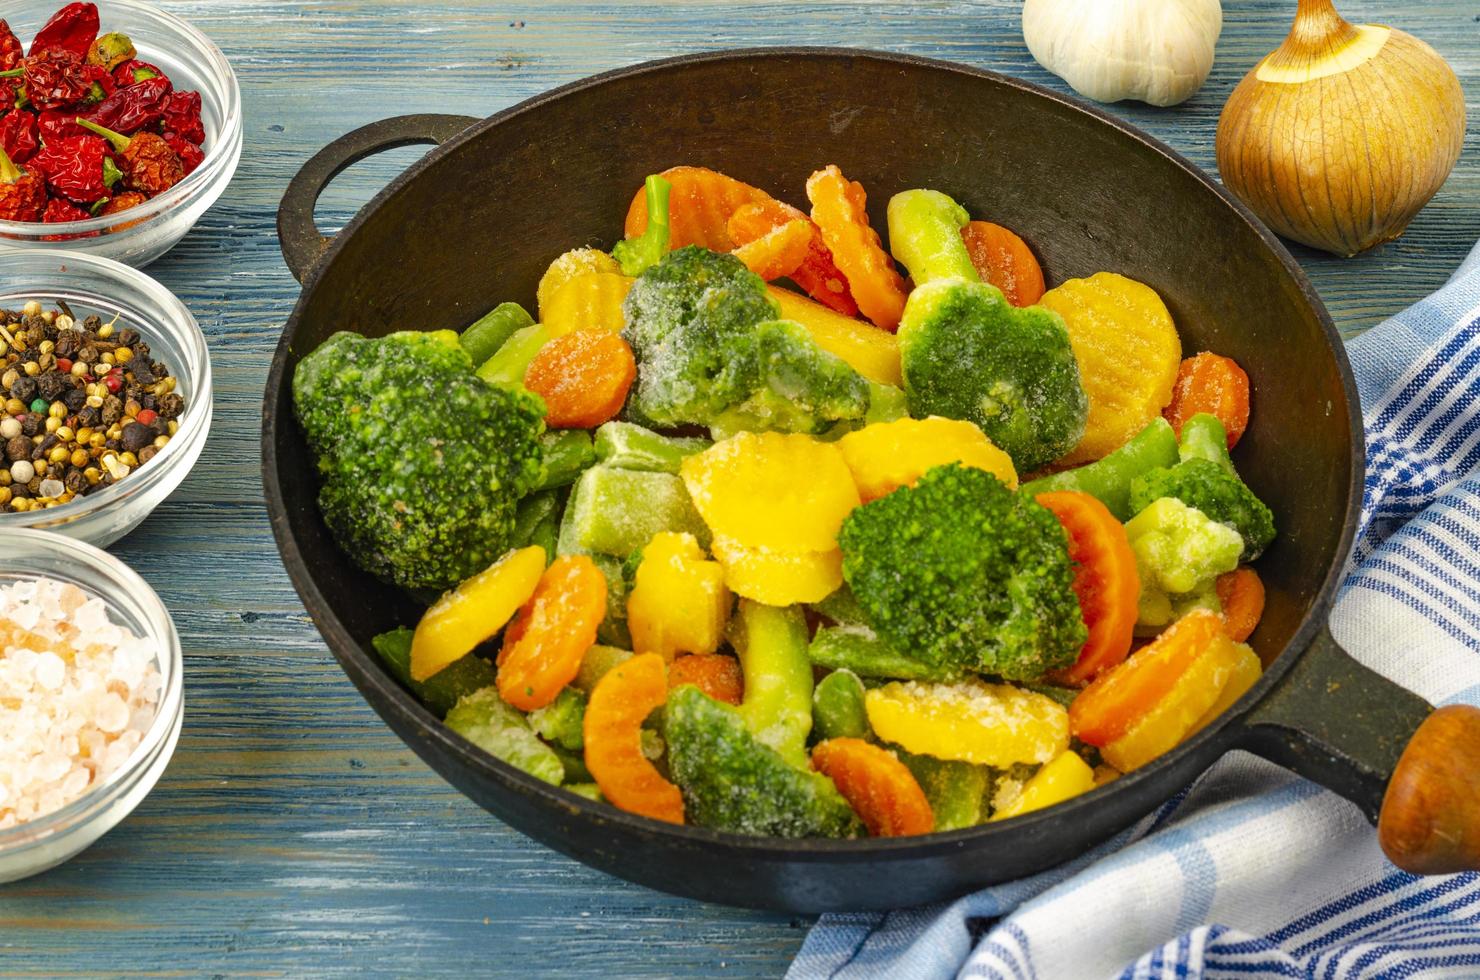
{"left": 120, "top": 422, "right": 153, "bottom": 454}
{"left": 156, "top": 393, "right": 185, "bottom": 419}
{"left": 18, "top": 414, "right": 40, "bottom": 437}
{"left": 5, "top": 435, "right": 29, "bottom": 461}
{"left": 101, "top": 396, "right": 123, "bottom": 426}
{"left": 9, "top": 376, "right": 37, "bottom": 403}
{"left": 63, "top": 387, "right": 86, "bottom": 411}
{"left": 63, "top": 467, "right": 87, "bottom": 494}
{"left": 36, "top": 372, "right": 67, "bottom": 402}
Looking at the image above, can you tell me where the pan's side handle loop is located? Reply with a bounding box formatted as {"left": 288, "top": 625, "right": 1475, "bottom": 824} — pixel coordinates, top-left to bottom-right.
{"left": 1238, "top": 626, "right": 1480, "bottom": 874}
{"left": 277, "top": 114, "right": 480, "bottom": 283}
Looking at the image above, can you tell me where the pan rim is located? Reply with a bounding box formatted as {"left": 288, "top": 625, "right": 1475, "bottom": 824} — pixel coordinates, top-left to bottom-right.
{"left": 262, "top": 46, "right": 1365, "bottom": 861}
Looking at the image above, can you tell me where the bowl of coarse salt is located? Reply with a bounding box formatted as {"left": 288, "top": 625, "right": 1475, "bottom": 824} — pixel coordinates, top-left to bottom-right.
{"left": 0, "top": 527, "right": 181, "bottom": 883}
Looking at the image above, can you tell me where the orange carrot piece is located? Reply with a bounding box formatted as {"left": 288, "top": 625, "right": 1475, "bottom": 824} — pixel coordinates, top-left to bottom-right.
{"left": 1036, "top": 491, "right": 1141, "bottom": 686}
{"left": 624, "top": 165, "right": 772, "bottom": 252}
{"left": 668, "top": 652, "right": 743, "bottom": 706}
{"left": 731, "top": 218, "right": 814, "bottom": 281}
{"left": 497, "top": 555, "right": 608, "bottom": 710}
{"left": 523, "top": 331, "right": 637, "bottom": 429}
{"left": 806, "top": 165, "right": 909, "bottom": 332}
{"left": 811, "top": 737, "right": 934, "bottom": 837}
{"left": 1070, "top": 610, "right": 1225, "bottom": 747}
{"left": 960, "top": 220, "right": 1046, "bottom": 307}
{"left": 1216, "top": 568, "right": 1266, "bottom": 643}
{"left": 729, "top": 200, "right": 858, "bottom": 315}
{"left": 584, "top": 652, "right": 685, "bottom": 824}
{"left": 1163, "top": 353, "right": 1252, "bottom": 448}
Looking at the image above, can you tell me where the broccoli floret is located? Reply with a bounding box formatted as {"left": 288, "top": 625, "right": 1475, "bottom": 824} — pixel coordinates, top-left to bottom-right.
{"left": 665, "top": 685, "right": 862, "bottom": 838}
{"left": 622, "top": 247, "right": 872, "bottom": 434}
{"left": 294, "top": 330, "right": 546, "bottom": 592}
{"left": 708, "top": 320, "right": 871, "bottom": 438}
{"left": 837, "top": 464, "right": 1086, "bottom": 681}
{"left": 1128, "top": 414, "right": 1275, "bottom": 560}
{"left": 898, "top": 279, "right": 1088, "bottom": 471}
{"left": 612, "top": 174, "right": 672, "bottom": 276}
{"left": 622, "top": 245, "right": 779, "bottom": 425}
{"left": 1125, "top": 496, "right": 1243, "bottom": 628}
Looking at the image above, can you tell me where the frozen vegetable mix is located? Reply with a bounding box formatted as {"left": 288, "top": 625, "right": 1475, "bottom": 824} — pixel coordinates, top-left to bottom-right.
{"left": 296, "top": 162, "right": 1277, "bottom": 839}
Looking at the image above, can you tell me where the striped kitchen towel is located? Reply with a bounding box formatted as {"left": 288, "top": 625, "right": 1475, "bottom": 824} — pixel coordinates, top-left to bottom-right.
{"left": 790, "top": 239, "right": 1480, "bottom": 980}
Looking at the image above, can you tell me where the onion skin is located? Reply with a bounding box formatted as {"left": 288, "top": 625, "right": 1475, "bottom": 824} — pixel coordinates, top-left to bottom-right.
{"left": 1215, "top": 0, "right": 1465, "bottom": 257}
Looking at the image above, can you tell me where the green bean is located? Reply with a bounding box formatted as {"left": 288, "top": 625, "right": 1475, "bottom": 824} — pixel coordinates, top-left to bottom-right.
{"left": 476, "top": 322, "right": 553, "bottom": 386}
{"left": 534, "top": 430, "right": 597, "bottom": 490}
{"left": 370, "top": 627, "right": 496, "bottom": 719}
{"left": 461, "top": 301, "right": 535, "bottom": 365}
{"left": 808, "top": 625, "right": 962, "bottom": 682}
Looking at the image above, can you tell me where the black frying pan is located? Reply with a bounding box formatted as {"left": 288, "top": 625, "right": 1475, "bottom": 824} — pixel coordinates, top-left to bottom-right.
{"left": 261, "top": 49, "right": 1480, "bottom": 912}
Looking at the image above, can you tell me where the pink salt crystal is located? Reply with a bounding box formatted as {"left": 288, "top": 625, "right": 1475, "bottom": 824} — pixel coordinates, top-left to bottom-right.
{"left": 0, "top": 577, "right": 160, "bottom": 829}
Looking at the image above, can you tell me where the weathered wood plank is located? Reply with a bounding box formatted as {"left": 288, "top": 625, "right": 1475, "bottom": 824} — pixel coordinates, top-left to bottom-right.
{"left": 1, "top": 1, "right": 1474, "bottom": 976}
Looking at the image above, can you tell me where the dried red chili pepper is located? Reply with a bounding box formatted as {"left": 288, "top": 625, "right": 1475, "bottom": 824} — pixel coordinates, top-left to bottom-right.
{"left": 85, "top": 32, "right": 134, "bottom": 71}
{"left": 76, "top": 118, "right": 182, "bottom": 195}
{"left": 42, "top": 196, "right": 88, "bottom": 222}
{"left": 112, "top": 59, "right": 167, "bottom": 89}
{"left": 0, "top": 110, "right": 38, "bottom": 163}
{"left": 81, "top": 62, "right": 114, "bottom": 103}
{"left": 36, "top": 109, "right": 85, "bottom": 142}
{"left": 28, "top": 3, "right": 100, "bottom": 59}
{"left": 31, "top": 132, "right": 114, "bottom": 202}
{"left": 163, "top": 133, "right": 203, "bottom": 176}
{"left": 0, "top": 145, "right": 46, "bottom": 221}
{"left": 100, "top": 189, "right": 145, "bottom": 215}
{"left": 0, "top": 21, "right": 23, "bottom": 72}
{"left": 6, "top": 49, "right": 94, "bottom": 112}
{"left": 159, "top": 90, "right": 203, "bottom": 144}
{"left": 88, "top": 75, "right": 168, "bottom": 133}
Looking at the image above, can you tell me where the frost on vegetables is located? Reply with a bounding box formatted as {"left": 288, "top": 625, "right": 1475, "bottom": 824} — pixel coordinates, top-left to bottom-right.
{"left": 294, "top": 162, "right": 1277, "bottom": 838}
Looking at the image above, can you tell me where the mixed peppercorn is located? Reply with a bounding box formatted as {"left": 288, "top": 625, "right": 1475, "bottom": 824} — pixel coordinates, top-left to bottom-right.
{"left": 0, "top": 3, "right": 207, "bottom": 228}
{"left": 0, "top": 298, "right": 185, "bottom": 512}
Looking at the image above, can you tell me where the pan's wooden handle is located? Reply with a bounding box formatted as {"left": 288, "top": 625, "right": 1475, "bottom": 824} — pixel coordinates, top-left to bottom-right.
{"left": 1378, "top": 705, "right": 1480, "bottom": 875}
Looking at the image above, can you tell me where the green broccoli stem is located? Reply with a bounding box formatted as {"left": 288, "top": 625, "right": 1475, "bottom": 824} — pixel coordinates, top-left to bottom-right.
{"left": 731, "top": 600, "right": 814, "bottom": 767}
{"left": 443, "top": 687, "right": 565, "bottom": 786}
{"left": 812, "top": 669, "right": 870, "bottom": 741}
{"left": 370, "top": 627, "right": 497, "bottom": 719}
{"left": 612, "top": 174, "right": 672, "bottom": 276}
{"left": 1022, "top": 417, "right": 1179, "bottom": 520}
{"left": 593, "top": 421, "right": 708, "bottom": 473}
{"left": 1179, "top": 413, "right": 1234, "bottom": 470}
{"left": 556, "top": 465, "right": 709, "bottom": 557}
{"left": 886, "top": 189, "right": 978, "bottom": 287}
{"left": 476, "top": 322, "right": 554, "bottom": 386}
{"left": 461, "top": 301, "right": 535, "bottom": 366}
{"left": 809, "top": 624, "right": 963, "bottom": 682}
{"left": 534, "top": 429, "right": 597, "bottom": 490}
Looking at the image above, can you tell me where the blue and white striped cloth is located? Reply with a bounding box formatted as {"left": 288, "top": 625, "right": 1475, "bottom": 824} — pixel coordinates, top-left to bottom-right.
{"left": 790, "top": 241, "right": 1480, "bottom": 980}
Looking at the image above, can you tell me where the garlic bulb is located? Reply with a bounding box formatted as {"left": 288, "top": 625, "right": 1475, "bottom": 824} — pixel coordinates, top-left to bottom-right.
{"left": 1022, "top": 0, "right": 1223, "bottom": 107}
{"left": 1216, "top": 0, "right": 1466, "bottom": 257}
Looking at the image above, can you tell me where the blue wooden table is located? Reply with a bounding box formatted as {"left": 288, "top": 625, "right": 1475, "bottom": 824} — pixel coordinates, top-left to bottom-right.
{"left": 1, "top": 1, "right": 1475, "bottom": 975}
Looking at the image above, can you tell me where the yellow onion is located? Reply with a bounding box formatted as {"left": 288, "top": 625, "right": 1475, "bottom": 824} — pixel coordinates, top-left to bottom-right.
{"left": 1215, "top": 0, "right": 1465, "bottom": 257}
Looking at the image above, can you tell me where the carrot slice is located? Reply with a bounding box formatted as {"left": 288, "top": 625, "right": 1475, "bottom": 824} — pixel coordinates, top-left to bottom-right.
{"left": 1163, "top": 353, "right": 1252, "bottom": 448}
{"left": 623, "top": 165, "right": 772, "bottom": 252}
{"left": 1069, "top": 609, "right": 1225, "bottom": 746}
{"left": 806, "top": 165, "right": 909, "bottom": 332}
{"left": 1036, "top": 491, "right": 1140, "bottom": 686}
{"left": 668, "top": 652, "right": 743, "bottom": 706}
{"left": 960, "top": 221, "right": 1046, "bottom": 307}
{"left": 523, "top": 331, "right": 637, "bottom": 429}
{"left": 497, "top": 555, "right": 608, "bottom": 710}
{"left": 1216, "top": 568, "right": 1266, "bottom": 643}
{"left": 584, "top": 652, "right": 685, "bottom": 823}
{"left": 729, "top": 200, "right": 858, "bottom": 315}
{"left": 811, "top": 737, "right": 934, "bottom": 836}
{"left": 731, "top": 218, "right": 813, "bottom": 281}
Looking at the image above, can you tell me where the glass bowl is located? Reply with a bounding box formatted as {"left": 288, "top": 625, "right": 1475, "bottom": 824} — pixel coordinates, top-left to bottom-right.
{"left": 0, "top": 0, "right": 243, "bottom": 268}
{"left": 0, "top": 250, "right": 212, "bottom": 547}
{"left": 0, "top": 527, "right": 183, "bottom": 884}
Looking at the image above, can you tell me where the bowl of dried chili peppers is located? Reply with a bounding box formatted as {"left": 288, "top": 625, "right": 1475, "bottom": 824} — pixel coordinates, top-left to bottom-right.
{"left": 0, "top": 1, "right": 242, "bottom": 268}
